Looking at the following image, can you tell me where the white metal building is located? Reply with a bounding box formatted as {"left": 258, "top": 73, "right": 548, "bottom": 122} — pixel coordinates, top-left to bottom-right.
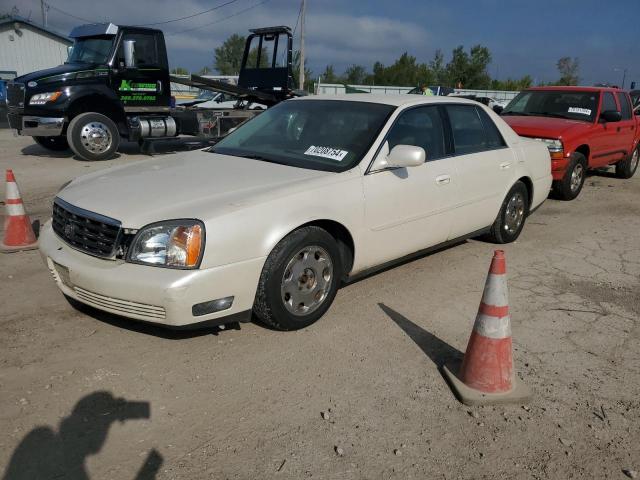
{"left": 0, "top": 16, "right": 71, "bottom": 79}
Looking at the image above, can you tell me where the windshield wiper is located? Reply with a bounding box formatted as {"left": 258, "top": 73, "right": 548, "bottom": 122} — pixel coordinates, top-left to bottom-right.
{"left": 529, "top": 112, "right": 573, "bottom": 119}
{"left": 501, "top": 111, "right": 532, "bottom": 116}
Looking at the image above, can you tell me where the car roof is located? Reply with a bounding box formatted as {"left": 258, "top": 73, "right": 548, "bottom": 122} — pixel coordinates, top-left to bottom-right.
{"left": 292, "top": 93, "right": 484, "bottom": 107}
{"left": 525, "top": 86, "right": 622, "bottom": 93}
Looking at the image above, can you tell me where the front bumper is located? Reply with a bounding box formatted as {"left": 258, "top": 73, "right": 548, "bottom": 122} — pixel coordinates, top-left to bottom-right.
{"left": 39, "top": 221, "right": 266, "bottom": 328}
{"left": 551, "top": 156, "right": 572, "bottom": 181}
{"left": 10, "top": 114, "right": 65, "bottom": 136}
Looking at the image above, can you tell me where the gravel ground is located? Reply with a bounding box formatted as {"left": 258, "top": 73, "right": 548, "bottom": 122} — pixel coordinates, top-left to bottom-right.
{"left": 1, "top": 130, "right": 638, "bottom": 479}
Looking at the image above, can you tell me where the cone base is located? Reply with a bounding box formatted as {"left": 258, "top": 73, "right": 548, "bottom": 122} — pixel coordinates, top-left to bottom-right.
{"left": 442, "top": 364, "right": 532, "bottom": 406}
{"left": 1, "top": 240, "right": 38, "bottom": 253}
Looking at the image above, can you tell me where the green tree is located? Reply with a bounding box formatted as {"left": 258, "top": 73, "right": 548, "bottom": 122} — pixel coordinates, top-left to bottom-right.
{"left": 320, "top": 65, "right": 339, "bottom": 83}
{"left": 370, "top": 53, "right": 432, "bottom": 87}
{"left": 446, "top": 45, "right": 492, "bottom": 89}
{"left": 293, "top": 50, "right": 313, "bottom": 91}
{"left": 430, "top": 49, "right": 447, "bottom": 85}
{"left": 170, "top": 67, "right": 189, "bottom": 75}
{"left": 344, "top": 64, "right": 368, "bottom": 85}
{"left": 491, "top": 75, "right": 533, "bottom": 91}
{"left": 214, "top": 34, "right": 246, "bottom": 75}
{"left": 556, "top": 57, "right": 579, "bottom": 85}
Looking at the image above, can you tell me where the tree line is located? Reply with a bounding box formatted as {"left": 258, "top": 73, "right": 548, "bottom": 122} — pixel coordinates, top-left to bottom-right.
{"left": 172, "top": 32, "right": 581, "bottom": 91}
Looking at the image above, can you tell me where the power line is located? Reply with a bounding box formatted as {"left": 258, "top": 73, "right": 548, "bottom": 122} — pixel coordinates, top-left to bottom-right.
{"left": 292, "top": 0, "right": 303, "bottom": 36}
{"left": 166, "top": 0, "right": 271, "bottom": 36}
{"left": 139, "top": 0, "right": 242, "bottom": 26}
{"left": 47, "top": 4, "right": 93, "bottom": 23}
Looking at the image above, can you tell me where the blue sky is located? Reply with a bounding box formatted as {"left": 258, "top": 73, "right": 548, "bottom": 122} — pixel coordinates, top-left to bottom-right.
{"left": 10, "top": 0, "right": 639, "bottom": 87}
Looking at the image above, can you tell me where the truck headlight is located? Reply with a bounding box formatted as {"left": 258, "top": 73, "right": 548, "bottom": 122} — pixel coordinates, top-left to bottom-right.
{"left": 127, "top": 220, "right": 205, "bottom": 269}
{"left": 532, "top": 138, "right": 563, "bottom": 159}
{"left": 29, "top": 91, "right": 63, "bottom": 105}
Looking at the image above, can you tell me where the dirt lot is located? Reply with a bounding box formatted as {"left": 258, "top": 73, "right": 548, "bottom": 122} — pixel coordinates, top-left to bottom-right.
{"left": 1, "top": 129, "right": 638, "bottom": 479}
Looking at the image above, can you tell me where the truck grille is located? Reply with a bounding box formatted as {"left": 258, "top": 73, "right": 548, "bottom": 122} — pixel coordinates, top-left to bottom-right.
{"left": 52, "top": 198, "right": 122, "bottom": 258}
{"left": 6, "top": 82, "right": 25, "bottom": 108}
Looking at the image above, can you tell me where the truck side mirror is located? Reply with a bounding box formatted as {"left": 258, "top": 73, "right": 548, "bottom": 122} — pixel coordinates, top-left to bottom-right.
{"left": 66, "top": 45, "right": 73, "bottom": 58}
{"left": 600, "top": 110, "right": 622, "bottom": 123}
{"left": 124, "top": 40, "right": 137, "bottom": 69}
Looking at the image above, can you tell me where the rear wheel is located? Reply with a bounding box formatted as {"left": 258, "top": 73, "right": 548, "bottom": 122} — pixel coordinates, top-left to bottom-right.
{"left": 67, "top": 112, "right": 120, "bottom": 161}
{"left": 33, "top": 135, "right": 69, "bottom": 151}
{"left": 253, "top": 226, "right": 342, "bottom": 331}
{"left": 486, "top": 181, "right": 529, "bottom": 244}
{"left": 615, "top": 146, "right": 639, "bottom": 179}
{"left": 554, "top": 153, "right": 587, "bottom": 201}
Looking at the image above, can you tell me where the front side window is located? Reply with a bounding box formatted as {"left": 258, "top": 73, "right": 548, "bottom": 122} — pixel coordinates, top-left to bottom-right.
{"left": 446, "top": 105, "right": 487, "bottom": 155}
{"left": 616, "top": 92, "right": 631, "bottom": 119}
{"left": 117, "top": 34, "right": 159, "bottom": 67}
{"left": 211, "top": 100, "right": 395, "bottom": 172}
{"left": 602, "top": 92, "right": 618, "bottom": 113}
{"left": 386, "top": 106, "right": 446, "bottom": 160}
{"left": 68, "top": 36, "right": 114, "bottom": 64}
{"left": 503, "top": 90, "right": 600, "bottom": 122}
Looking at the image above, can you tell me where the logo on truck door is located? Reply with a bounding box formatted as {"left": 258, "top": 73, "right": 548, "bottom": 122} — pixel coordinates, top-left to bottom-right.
{"left": 118, "top": 79, "right": 157, "bottom": 92}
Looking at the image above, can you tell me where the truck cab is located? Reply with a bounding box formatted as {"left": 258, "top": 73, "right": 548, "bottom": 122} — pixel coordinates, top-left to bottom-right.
{"left": 501, "top": 86, "right": 639, "bottom": 200}
{"left": 6, "top": 23, "right": 173, "bottom": 160}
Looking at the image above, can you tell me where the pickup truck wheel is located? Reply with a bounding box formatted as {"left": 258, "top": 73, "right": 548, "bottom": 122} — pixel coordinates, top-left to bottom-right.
{"left": 253, "top": 226, "right": 342, "bottom": 331}
{"left": 67, "top": 112, "right": 120, "bottom": 161}
{"left": 33, "top": 135, "right": 69, "bottom": 151}
{"left": 554, "top": 153, "right": 587, "bottom": 201}
{"left": 486, "top": 181, "right": 529, "bottom": 244}
{"left": 615, "top": 146, "right": 639, "bottom": 179}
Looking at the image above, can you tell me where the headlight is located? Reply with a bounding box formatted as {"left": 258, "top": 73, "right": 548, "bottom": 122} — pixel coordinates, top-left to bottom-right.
{"left": 127, "top": 220, "right": 205, "bottom": 269}
{"left": 29, "top": 91, "right": 63, "bottom": 105}
{"left": 532, "top": 138, "right": 563, "bottom": 153}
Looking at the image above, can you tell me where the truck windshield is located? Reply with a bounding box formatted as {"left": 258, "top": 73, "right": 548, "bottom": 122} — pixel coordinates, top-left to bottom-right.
{"left": 503, "top": 90, "right": 600, "bottom": 123}
{"left": 67, "top": 36, "right": 114, "bottom": 64}
{"left": 210, "top": 100, "right": 395, "bottom": 172}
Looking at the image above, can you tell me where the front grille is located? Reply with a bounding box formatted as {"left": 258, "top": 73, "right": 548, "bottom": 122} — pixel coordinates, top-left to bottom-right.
{"left": 74, "top": 287, "right": 166, "bottom": 320}
{"left": 52, "top": 198, "right": 122, "bottom": 258}
{"left": 6, "top": 82, "right": 25, "bottom": 108}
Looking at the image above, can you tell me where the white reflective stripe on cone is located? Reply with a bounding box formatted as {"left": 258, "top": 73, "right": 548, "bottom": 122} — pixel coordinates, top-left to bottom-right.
{"left": 6, "top": 182, "right": 20, "bottom": 200}
{"left": 6, "top": 203, "right": 26, "bottom": 216}
{"left": 473, "top": 313, "right": 512, "bottom": 339}
{"left": 481, "top": 273, "right": 509, "bottom": 306}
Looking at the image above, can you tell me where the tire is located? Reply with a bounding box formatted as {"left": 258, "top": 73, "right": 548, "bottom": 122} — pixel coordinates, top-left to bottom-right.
{"left": 67, "top": 112, "right": 120, "bottom": 161}
{"left": 33, "top": 135, "right": 69, "bottom": 151}
{"left": 486, "top": 181, "right": 529, "bottom": 244}
{"left": 615, "top": 146, "right": 639, "bottom": 179}
{"left": 553, "top": 152, "right": 587, "bottom": 201}
{"left": 253, "top": 226, "right": 342, "bottom": 331}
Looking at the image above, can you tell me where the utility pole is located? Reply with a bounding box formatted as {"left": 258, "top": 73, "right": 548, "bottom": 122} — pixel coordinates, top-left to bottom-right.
{"left": 299, "top": 0, "right": 306, "bottom": 91}
{"left": 40, "top": 0, "right": 47, "bottom": 27}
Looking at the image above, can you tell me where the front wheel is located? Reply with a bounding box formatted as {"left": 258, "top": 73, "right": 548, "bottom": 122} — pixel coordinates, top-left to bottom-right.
{"left": 33, "top": 135, "right": 69, "bottom": 151}
{"left": 253, "top": 226, "right": 342, "bottom": 331}
{"left": 67, "top": 112, "right": 120, "bottom": 161}
{"left": 553, "top": 153, "right": 587, "bottom": 201}
{"left": 615, "top": 146, "right": 639, "bottom": 179}
{"left": 486, "top": 181, "right": 529, "bottom": 244}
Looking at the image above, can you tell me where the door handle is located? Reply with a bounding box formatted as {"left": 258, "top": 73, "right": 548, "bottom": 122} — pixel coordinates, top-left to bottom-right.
{"left": 435, "top": 175, "right": 451, "bottom": 185}
{"left": 500, "top": 162, "right": 512, "bottom": 169}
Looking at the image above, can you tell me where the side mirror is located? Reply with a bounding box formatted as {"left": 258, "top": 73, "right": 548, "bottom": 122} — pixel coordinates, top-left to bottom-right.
{"left": 123, "top": 40, "right": 137, "bottom": 69}
{"left": 600, "top": 110, "right": 622, "bottom": 123}
{"left": 66, "top": 45, "right": 73, "bottom": 58}
{"left": 493, "top": 105, "right": 504, "bottom": 114}
{"left": 387, "top": 145, "right": 426, "bottom": 168}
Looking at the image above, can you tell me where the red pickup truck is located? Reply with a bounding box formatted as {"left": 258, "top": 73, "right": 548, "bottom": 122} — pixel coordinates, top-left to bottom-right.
{"left": 500, "top": 86, "right": 639, "bottom": 200}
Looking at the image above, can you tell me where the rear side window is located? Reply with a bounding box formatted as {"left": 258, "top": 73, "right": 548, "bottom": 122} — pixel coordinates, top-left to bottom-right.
{"left": 476, "top": 107, "right": 506, "bottom": 149}
{"left": 617, "top": 92, "right": 632, "bottom": 120}
{"left": 446, "top": 105, "right": 487, "bottom": 155}
{"left": 602, "top": 92, "right": 618, "bottom": 113}
{"left": 386, "top": 106, "right": 446, "bottom": 160}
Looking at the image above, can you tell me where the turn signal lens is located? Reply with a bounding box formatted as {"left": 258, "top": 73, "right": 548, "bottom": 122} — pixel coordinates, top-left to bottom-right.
{"left": 168, "top": 224, "right": 203, "bottom": 268}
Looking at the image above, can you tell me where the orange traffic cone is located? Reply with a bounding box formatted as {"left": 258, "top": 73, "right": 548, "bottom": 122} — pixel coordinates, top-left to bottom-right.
{"left": 1, "top": 170, "right": 38, "bottom": 252}
{"left": 442, "top": 250, "right": 531, "bottom": 405}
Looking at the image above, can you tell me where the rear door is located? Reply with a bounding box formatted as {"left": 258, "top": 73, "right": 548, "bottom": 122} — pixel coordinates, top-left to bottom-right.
{"left": 616, "top": 92, "right": 637, "bottom": 154}
{"left": 591, "top": 91, "right": 624, "bottom": 167}
{"left": 444, "top": 104, "right": 516, "bottom": 239}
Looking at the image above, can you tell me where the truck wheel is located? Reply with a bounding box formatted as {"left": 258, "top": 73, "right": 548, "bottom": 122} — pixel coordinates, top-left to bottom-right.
{"left": 554, "top": 153, "right": 587, "bottom": 201}
{"left": 33, "top": 135, "right": 69, "bottom": 151}
{"left": 615, "top": 146, "right": 639, "bottom": 179}
{"left": 485, "top": 181, "right": 529, "bottom": 244}
{"left": 253, "top": 226, "right": 342, "bottom": 331}
{"left": 67, "top": 112, "right": 120, "bottom": 161}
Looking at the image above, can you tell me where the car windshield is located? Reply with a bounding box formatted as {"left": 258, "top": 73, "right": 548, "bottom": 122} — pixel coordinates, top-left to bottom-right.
{"left": 502, "top": 90, "right": 600, "bottom": 122}
{"left": 67, "top": 36, "right": 114, "bottom": 64}
{"left": 210, "top": 100, "right": 395, "bottom": 172}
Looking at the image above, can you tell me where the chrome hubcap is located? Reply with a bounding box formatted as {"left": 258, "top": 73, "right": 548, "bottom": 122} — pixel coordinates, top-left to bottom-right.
{"left": 631, "top": 149, "right": 639, "bottom": 172}
{"left": 504, "top": 192, "right": 525, "bottom": 234}
{"left": 281, "top": 246, "right": 333, "bottom": 316}
{"left": 80, "top": 122, "right": 112, "bottom": 154}
{"left": 570, "top": 163, "right": 584, "bottom": 192}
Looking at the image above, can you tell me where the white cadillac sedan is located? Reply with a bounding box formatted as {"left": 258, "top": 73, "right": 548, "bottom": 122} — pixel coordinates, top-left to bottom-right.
{"left": 40, "top": 95, "right": 552, "bottom": 331}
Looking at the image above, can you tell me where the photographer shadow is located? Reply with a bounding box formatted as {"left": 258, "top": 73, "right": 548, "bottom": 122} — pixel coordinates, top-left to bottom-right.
{"left": 2, "top": 391, "right": 162, "bottom": 480}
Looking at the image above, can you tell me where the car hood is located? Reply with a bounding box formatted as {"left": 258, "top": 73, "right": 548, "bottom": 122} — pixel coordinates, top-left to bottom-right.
{"left": 502, "top": 115, "right": 591, "bottom": 139}
{"left": 15, "top": 63, "right": 103, "bottom": 83}
{"left": 57, "top": 150, "right": 334, "bottom": 227}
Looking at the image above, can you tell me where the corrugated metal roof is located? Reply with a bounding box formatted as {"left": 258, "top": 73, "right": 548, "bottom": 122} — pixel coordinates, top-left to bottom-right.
{"left": 0, "top": 15, "right": 71, "bottom": 44}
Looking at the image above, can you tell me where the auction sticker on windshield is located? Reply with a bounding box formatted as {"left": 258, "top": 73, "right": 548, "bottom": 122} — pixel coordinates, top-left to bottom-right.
{"left": 304, "top": 146, "right": 349, "bottom": 161}
{"left": 568, "top": 107, "right": 592, "bottom": 115}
